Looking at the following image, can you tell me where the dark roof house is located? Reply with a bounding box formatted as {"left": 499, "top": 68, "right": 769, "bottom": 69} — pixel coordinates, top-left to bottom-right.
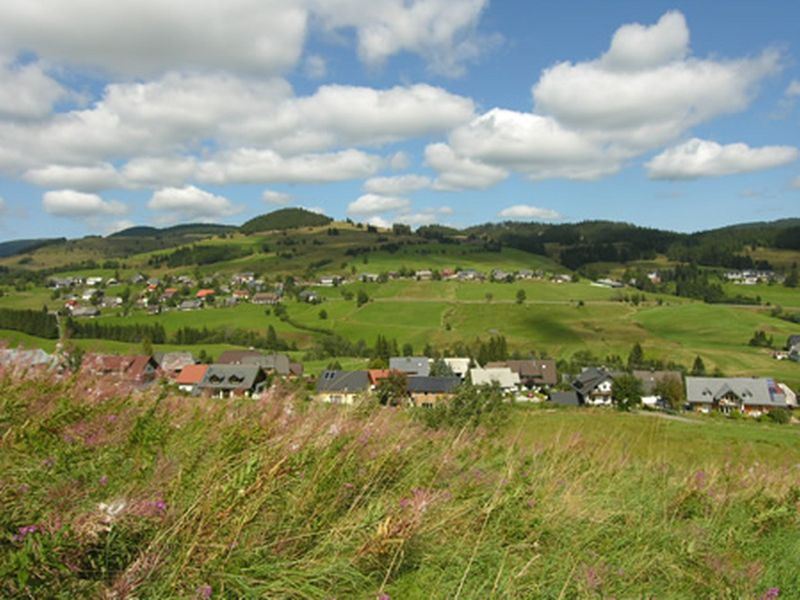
{"left": 486, "top": 359, "right": 557, "bottom": 386}
{"left": 389, "top": 357, "right": 430, "bottom": 377}
{"left": 198, "top": 364, "right": 267, "bottom": 397}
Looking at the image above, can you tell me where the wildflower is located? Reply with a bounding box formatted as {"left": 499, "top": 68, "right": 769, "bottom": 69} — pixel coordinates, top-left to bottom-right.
{"left": 197, "top": 584, "right": 212, "bottom": 599}
{"left": 760, "top": 588, "right": 780, "bottom": 600}
{"left": 12, "top": 525, "right": 38, "bottom": 542}
{"left": 154, "top": 499, "right": 167, "bottom": 513}
{"left": 377, "top": 594, "right": 391, "bottom": 600}
{"left": 99, "top": 475, "right": 109, "bottom": 486}
{"left": 42, "top": 456, "right": 55, "bottom": 468}
{"left": 694, "top": 469, "right": 707, "bottom": 490}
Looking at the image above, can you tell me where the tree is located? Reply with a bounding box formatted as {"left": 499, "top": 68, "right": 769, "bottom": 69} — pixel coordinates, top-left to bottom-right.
{"left": 141, "top": 336, "right": 153, "bottom": 356}
{"left": 653, "top": 376, "right": 685, "bottom": 410}
{"left": 516, "top": 289, "right": 526, "bottom": 304}
{"left": 375, "top": 371, "right": 407, "bottom": 406}
{"left": 266, "top": 325, "right": 279, "bottom": 348}
{"left": 318, "top": 309, "right": 328, "bottom": 320}
{"left": 402, "top": 342, "right": 414, "bottom": 357}
{"left": 627, "top": 343, "right": 644, "bottom": 369}
{"left": 485, "top": 292, "right": 493, "bottom": 303}
{"left": 691, "top": 355, "right": 706, "bottom": 376}
{"left": 357, "top": 290, "right": 369, "bottom": 307}
{"left": 612, "top": 374, "right": 643, "bottom": 411}
{"left": 785, "top": 262, "right": 799, "bottom": 288}
{"left": 430, "top": 357, "right": 454, "bottom": 377}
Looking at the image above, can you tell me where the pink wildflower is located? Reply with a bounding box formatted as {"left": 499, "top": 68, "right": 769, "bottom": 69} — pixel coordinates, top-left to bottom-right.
{"left": 760, "top": 588, "right": 780, "bottom": 600}
{"left": 99, "top": 475, "right": 109, "bottom": 486}
{"left": 197, "top": 584, "right": 212, "bottom": 599}
{"left": 12, "top": 525, "right": 38, "bottom": 542}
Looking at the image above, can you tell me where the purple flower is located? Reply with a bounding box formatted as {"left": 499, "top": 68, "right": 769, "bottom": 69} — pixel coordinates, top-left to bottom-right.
{"left": 694, "top": 470, "right": 707, "bottom": 489}
{"left": 760, "top": 588, "right": 780, "bottom": 600}
{"left": 197, "top": 584, "right": 212, "bottom": 599}
{"left": 154, "top": 499, "right": 167, "bottom": 512}
{"left": 99, "top": 475, "right": 109, "bottom": 486}
{"left": 42, "top": 457, "right": 55, "bottom": 468}
{"left": 377, "top": 594, "right": 391, "bottom": 600}
{"left": 12, "top": 525, "right": 38, "bottom": 542}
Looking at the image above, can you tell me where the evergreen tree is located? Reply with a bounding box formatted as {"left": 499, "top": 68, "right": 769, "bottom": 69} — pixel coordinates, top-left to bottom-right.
{"left": 691, "top": 355, "right": 706, "bottom": 376}
{"left": 627, "top": 343, "right": 644, "bottom": 369}
{"left": 785, "top": 262, "right": 799, "bottom": 288}
{"left": 516, "top": 289, "right": 526, "bottom": 304}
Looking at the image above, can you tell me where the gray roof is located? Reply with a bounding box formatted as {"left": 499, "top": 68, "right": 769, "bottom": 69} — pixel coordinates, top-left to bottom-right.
{"left": 407, "top": 376, "right": 461, "bottom": 394}
{"left": 787, "top": 335, "right": 800, "bottom": 350}
{"left": 572, "top": 367, "right": 614, "bottom": 393}
{"left": 686, "top": 377, "right": 787, "bottom": 407}
{"left": 549, "top": 391, "right": 581, "bottom": 406}
{"left": 632, "top": 370, "right": 682, "bottom": 395}
{"left": 241, "top": 353, "right": 291, "bottom": 375}
{"left": 316, "top": 370, "right": 370, "bottom": 393}
{"left": 155, "top": 351, "right": 195, "bottom": 372}
{"left": 198, "top": 364, "right": 265, "bottom": 391}
{"left": 389, "top": 357, "right": 430, "bottom": 376}
{"left": 469, "top": 367, "right": 520, "bottom": 389}
{"left": 0, "top": 348, "right": 55, "bottom": 368}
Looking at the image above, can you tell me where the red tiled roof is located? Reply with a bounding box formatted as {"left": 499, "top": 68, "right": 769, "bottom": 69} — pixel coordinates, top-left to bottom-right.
{"left": 176, "top": 364, "right": 208, "bottom": 385}
{"left": 196, "top": 289, "right": 216, "bottom": 298}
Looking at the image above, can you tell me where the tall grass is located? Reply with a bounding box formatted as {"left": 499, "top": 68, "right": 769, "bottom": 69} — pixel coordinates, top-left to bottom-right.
{"left": 1, "top": 370, "right": 798, "bottom": 598}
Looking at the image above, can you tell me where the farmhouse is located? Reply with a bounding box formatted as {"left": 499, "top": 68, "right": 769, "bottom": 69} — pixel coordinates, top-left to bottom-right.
{"left": 486, "top": 359, "right": 557, "bottom": 389}
{"left": 198, "top": 364, "right": 267, "bottom": 398}
{"left": 571, "top": 367, "right": 614, "bottom": 406}
{"left": 469, "top": 367, "right": 520, "bottom": 392}
{"left": 316, "top": 370, "right": 370, "bottom": 404}
{"left": 686, "top": 377, "right": 790, "bottom": 416}
{"left": 175, "top": 364, "right": 208, "bottom": 394}
{"left": 81, "top": 354, "right": 159, "bottom": 385}
{"left": 154, "top": 351, "right": 196, "bottom": 378}
{"left": 389, "top": 357, "right": 430, "bottom": 377}
{"left": 196, "top": 289, "right": 216, "bottom": 301}
{"left": 632, "top": 370, "right": 683, "bottom": 408}
{"left": 241, "top": 353, "right": 292, "bottom": 376}
{"left": 406, "top": 376, "right": 461, "bottom": 407}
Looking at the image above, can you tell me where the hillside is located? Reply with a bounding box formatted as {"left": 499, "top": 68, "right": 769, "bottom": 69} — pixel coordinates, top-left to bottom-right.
{"left": 1, "top": 375, "right": 798, "bottom": 597}
{"left": 0, "top": 238, "right": 66, "bottom": 258}
{"left": 240, "top": 208, "right": 333, "bottom": 234}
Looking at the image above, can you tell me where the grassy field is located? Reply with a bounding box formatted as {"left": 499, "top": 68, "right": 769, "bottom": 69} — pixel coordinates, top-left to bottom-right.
{"left": 1, "top": 377, "right": 798, "bottom": 598}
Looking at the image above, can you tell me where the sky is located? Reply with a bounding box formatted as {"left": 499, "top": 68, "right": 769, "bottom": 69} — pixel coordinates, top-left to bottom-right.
{"left": 0, "top": 1, "right": 799, "bottom": 241}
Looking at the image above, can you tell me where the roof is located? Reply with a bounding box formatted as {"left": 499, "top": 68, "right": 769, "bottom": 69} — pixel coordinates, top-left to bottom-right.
{"left": 156, "top": 351, "right": 195, "bottom": 372}
{"left": 241, "top": 353, "right": 291, "bottom": 375}
{"left": 217, "top": 350, "right": 264, "bottom": 365}
{"left": 686, "top": 377, "right": 787, "bottom": 407}
{"left": 549, "top": 391, "right": 581, "bottom": 406}
{"left": 389, "top": 357, "right": 430, "bottom": 376}
{"left": 443, "top": 358, "right": 471, "bottom": 376}
{"left": 0, "top": 348, "right": 54, "bottom": 368}
{"left": 486, "top": 359, "right": 557, "bottom": 385}
{"left": 198, "top": 364, "right": 264, "bottom": 391}
{"left": 368, "top": 369, "right": 392, "bottom": 384}
{"left": 176, "top": 364, "right": 208, "bottom": 385}
{"left": 407, "top": 376, "right": 461, "bottom": 394}
{"left": 82, "top": 354, "right": 156, "bottom": 380}
{"left": 316, "top": 370, "right": 370, "bottom": 393}
{"left": 572, "top": 367, "right": 614, "bottom": 393}
{"left": 289, "top": 362, "right": 304, "bottom": 377}
{"left": 787, "top": 335, "right": 800, "bottom": 349}
{"left": 469, "top": 367, "right": 520, "bottom": 389}
{"left": 632, "top": 370, "right": 682, "bottom": 395}
{"left": 196, "top": 289, "right": 216, "bottom": 298}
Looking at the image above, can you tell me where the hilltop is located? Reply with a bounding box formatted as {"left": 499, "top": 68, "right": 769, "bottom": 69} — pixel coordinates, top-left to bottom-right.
{"left": 240, "top": 207, "right": 333, "bottom": 234}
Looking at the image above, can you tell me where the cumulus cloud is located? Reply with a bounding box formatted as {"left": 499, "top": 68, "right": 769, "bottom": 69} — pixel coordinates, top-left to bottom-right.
{"left": 0, "top": 1, "right": 308, "bottom": 77}
{"left": 363, "top": 174, "right": 432, "bottom": 195}
{"left": 24, "top": 163, "right": 120, "bottom": 191}
{"left": 311, "top": 0, "right": 497, "bottom": 76}
{"left": 197, "top": 148, "right": 382, "bottom": 185}
{"left": 42, "top": 190, "right": 127, "bottom": 217}
{"left": 121, "top": 156, "right": 198, "bottom": 188}
{"left": 395, "top": 206, "right": 453, "bottom": 226}
{"left": 263, "top": 190, "right": 292, "bottom": 204}
{"left": 424, "top": 142, "right": 507, "bottom": 190}
{"left": 646, "top": 138, "right": 799, "bottom": 179}
{"left": 147, "top": 185, "right": 240, "bottom": 221}
{"left": 304, "top": 54, "right": 327, "bottom": 79}
{"left": 498, "top": 204, "right": 561, "bottom": 220}
{"left": 786, "top": 80, "right": 800, "bottom": 97}
{"left": 0, "top": 56, "right": 67, "bottom": 120}
{"left": 347, "top": 193, "right": 411, "bottom": 215}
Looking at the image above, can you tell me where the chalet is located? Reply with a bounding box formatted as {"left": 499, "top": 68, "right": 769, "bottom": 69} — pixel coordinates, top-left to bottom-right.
{"left": 492, "top": 269, "right": 511, "bottom": 282}
{"left": 415, "top": 269, "right": 433, "bottom": 281}
{"left": 316, "top": 370, "right": 370, "bottom": 404}
{"left": 231, "top": 272, "right": 255, "bottom": 285}
{"left": 593, "top": 278, "right": 624, "bottom": 289}
{"left": 81, "top": 289, "right": 102, "bottom": 301}
{"left": 486, "top": 359, "right": 557, "bottom": 389}
{"left": 175, "top": 364, "right": 208, "bottom": 394}
{"left": 686, "top": 377, "right": 790, "bottom": 417}
{"left": 457, "top": 269, "right": 480, "bottom": 281}
{"left": 240, "top": 353, "right": 292, "bottom": 376}
{"left": 81, "top": 354, "right": 158, "bottom": 385}
{"left": 71, "top": 306, "right": 100, "bottom": 318}
{"left": 100, "top": 296, "right": 123, "bottom": 309}
{"left": 252, "top": 292, "right": 280, "bottom": 305}
{"left": 407, "top": 376, "right": 461, "bottom": 407}
{"left": 49, "top": 277, "right": 77, "bottom": 289}
{"left": 217, "top": 350, "right": 263, "bottom": 365}
{"left": 197, "top": 364, "right": 267, "bottom": 399}
{"left": 444, "top": 357, "right": 471, "bottom": 380}
{"left": 389, "top": 357, "right": 430, "bottom": 377}
{"left": 161, "top": 287, "right": 178, "bottom": 300}
{"left": 288, "top": 362, "right": 304, "bottom": 378}
{"left": 786, "top": 335, "right": 800, "bottom": 362}
{"left": 469, "top": 367, "right": 520, "bottom": 392}
{"left": 179, "top": 299, "right": 202, "bottom": 311}
{"left": 632, "top": 370, "right": 683, "bottom": 408}
{"left": 571, "top": 367, "right": 614, "bottom": 406}
{"left": 551, "top": 274, "right": 572, "bottom": 284}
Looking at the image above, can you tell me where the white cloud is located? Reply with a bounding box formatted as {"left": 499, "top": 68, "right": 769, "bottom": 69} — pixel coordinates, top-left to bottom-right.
{"left": 424, "top": 142, "right": 507, "bottom": 190}
{"left": 311, "top": 0, "right": 497, "bottom": 76}
{"left": 388, "top": 151, "right": 411, "bottom": 170}
{"left": 786, "top": 80, "right": 800, "bottom": 97}
{"left": 121, "top": 156, "right": 198, "bottom": 188}
{"left": 395, "top": 206, "right": 453, "bottom": 226}
{"left": 43, "top": 190, "right": 127, "bottom": 217}
{"left": 304, "top": 54, "right": 327, "bottom": 79}
{"left": 366, "top": 215, "right": 391, "bottom": 228}
{"left": 197, "top": 148, "right": 382, "bottom": 184}
{"left": 600, "top": 11, "right": 689, "bottom": 71}
{"left": 0, "top": 56, "right": 67, "bottom": 120}
{"left": 498, "top": 204, "right": 561, "bottom": 220}
{"left": 646, "top": 138, "right": 799, "bottom": 179}
{"left": 347, "top": 193, "right": 411, "bottom": 215}
{"left": 104, "top": 219, "right": 136, "bottom": 235}
{"left": 23, "top": 163, "right": 120, "bottom": 191}
{"left": 0, "top": 1, "right": 308, "bottom": 77}
{"left": 263, "top": 190, "right": 292, "bottom": 205}
{"left": 363, "top": 174, "right": 432, "bottom": 195}
{"left": 147, "top": 185, "right": 240, "bottom": 221}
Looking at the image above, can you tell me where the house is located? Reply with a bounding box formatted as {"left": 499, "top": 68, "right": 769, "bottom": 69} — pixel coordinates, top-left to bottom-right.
{"left": 469, "top": 367, "right": 520, "bottom": 392}
{"left": 778, "top": 383, "right": 797, "bottom": 408}
{"left": 319, "top": 276, "right": 342, "bottom": 287}
{"left": 196, "top": 289, "right": 216, "bottom": 301}
{"left": 289, "top": 362, "right": 304, "bottom": 378}
{"left": 86, "top": 276, "right": 104, "bottom": 287}
{"left": 81, "top": 354, "right": 159, "bottom": 385}
{"left": 389, "top": 357, "right": 431, "bottom": 377}
{"left": 444, "top": 357, "right": 471, "bottom": 380}
{"left": 407, "top": 376, "right": 461, "bottom": 407}
{"left": 217, "top": 350, "right": 263, "bottom": 365}
{"left": 154, "top": 351, "right": 196, "bottom": 378}
{"left": 197, "top": 364, "right": 267, "bottom": 399}
{"left": 0, "top": 348, "right": 56, "bottom": 371}
{"left": 240, "top": 353, "right": 292, "bottom": 376}
{"left": 179, "top": 299, "right": 203, "bottom": 311}
{"left": 298, "top": 290, "right": 319, "bottom": 303}
{"left": 81, "top": 289, "right": 102, "bottom": 301}
{"left": 175, "top": 364, "right": 208, "bottom": 394}
{"left": 71, "top": 306, "right": 100, "bottom": 318}
{"left": 252, "top": 292, "right": 280, "bottom": 305}
{"left": 787, "top": 335, "right": 800, "bottom": 360}
{"left": 232, "top": 290, "right": 250, "bottom": 301}
{"left": 686, "top": 377, "right": 790, "bottom": 417}
{"left": 359, "top": 273, "right": 379, "bottom": 282}
{"left": 100, "top": 296, "right": 123, "bottom": 309}
{"left": 632, "top": 370, "right": 683, "bottom": 408}
{"left": 415, "top": 269, "right": 433, "bottom": 281}
{"left": 571, "top": 367, "right": 615, "bottom": 406}
{"left": 368, "top": 369, "right": 392, "bottom": 387}
{"left": 316, "top": 370, "right": 370, "bottom": 404}
{"left": 486, "top": 359, "right": 557, "bottom": 389}
{"left": 161, "top": 287, "right": 178, "bottom": 300}
{"left": 549, "top": 391, "right": 582, "bottom": 407}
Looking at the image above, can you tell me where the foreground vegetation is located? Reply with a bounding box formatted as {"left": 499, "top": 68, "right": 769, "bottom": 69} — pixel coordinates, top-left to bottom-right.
{"left": 1, "top": 374, "right": 798, "bottom": 598}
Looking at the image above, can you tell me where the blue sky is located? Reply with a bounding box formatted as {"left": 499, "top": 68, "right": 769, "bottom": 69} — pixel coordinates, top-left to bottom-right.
{"left": 0, "top": 0, "right": 798, "bottom": 241}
